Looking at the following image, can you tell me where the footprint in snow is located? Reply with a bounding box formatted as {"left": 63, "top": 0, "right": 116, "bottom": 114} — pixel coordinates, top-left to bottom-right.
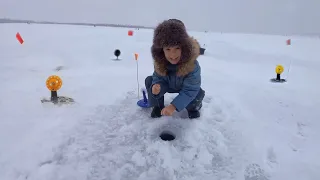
{"left": 244, "top": 163, "right": 269, "bottom": 180}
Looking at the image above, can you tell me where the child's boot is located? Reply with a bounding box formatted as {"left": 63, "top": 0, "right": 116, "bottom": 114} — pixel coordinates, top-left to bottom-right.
{"left": 187, "top": 110, "right": 200, "bottom": 119}
{"left": 151, "top": 100, "right": 164, "bottom": 118}
{"left": 187, "top": 102, "right": 202, "bottom": 119}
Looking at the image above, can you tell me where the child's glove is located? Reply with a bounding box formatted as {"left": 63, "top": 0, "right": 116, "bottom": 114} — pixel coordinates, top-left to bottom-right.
{"left": 152, "top": 84, "right": 161, "bottom": 95}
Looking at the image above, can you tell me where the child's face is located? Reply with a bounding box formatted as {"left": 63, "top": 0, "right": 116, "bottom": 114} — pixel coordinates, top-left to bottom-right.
{"left": 163, "top": 46, "right": 181, "bottom": 64}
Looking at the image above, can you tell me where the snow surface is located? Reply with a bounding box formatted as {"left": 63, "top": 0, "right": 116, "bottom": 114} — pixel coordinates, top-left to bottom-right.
{"left": 0, "top": 23, "right": 320, "bottom": 180}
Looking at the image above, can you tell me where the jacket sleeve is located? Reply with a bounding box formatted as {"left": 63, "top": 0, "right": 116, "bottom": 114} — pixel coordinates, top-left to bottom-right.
{"left": 171, "top": 62, "right": 201, "bottom": 112}
{"left": 150, "top": 71, "right": 168, "bottom": 99}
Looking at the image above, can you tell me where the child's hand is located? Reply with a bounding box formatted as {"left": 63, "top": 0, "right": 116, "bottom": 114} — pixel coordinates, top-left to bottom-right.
{"left": 152, "top": 84, "right": 161, "bottom": 95}
{"left": 161, "top": 104, "right": 176, "bottom": 116}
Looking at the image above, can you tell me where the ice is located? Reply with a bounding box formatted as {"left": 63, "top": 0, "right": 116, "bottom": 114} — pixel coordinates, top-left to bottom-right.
{"left": 0, "top": 23, "right": 319, "bottom": 180}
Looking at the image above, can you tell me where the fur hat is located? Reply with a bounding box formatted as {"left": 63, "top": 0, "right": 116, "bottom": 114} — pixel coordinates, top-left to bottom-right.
{"left": 151, "top": 19, "right": 193, "bottom": 64}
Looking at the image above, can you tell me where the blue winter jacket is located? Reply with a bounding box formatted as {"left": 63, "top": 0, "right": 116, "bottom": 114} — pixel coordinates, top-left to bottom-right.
{"left": 151, "top": 60, "right": 201, "bottom": 112}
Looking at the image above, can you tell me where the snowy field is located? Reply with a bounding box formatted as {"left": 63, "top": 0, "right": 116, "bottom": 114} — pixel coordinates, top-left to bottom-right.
{"left": 0, "top": 23, "right": 319, "bottom": 180}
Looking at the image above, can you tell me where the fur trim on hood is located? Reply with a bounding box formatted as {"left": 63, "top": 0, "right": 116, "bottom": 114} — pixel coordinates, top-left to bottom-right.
{"left": 151, "top": 37, "right": 200, "bottom": 77}
{"left": 151, "top": 19, "right": 200, "bottom": 77}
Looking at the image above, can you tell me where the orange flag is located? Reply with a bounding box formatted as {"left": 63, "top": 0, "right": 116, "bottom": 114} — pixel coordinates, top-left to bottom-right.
{"left": 134, "top": 53, "right": 139, "bottom": 61}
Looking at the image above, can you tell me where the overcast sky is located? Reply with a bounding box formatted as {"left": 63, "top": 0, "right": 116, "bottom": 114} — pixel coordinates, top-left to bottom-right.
{"left": 1, "top": 0, "right": 319, "bottom": 35}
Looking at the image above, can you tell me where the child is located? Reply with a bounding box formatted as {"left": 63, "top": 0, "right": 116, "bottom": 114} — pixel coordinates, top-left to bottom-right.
{"left": 145, "top": 19, "right": 205, "bottom": 119}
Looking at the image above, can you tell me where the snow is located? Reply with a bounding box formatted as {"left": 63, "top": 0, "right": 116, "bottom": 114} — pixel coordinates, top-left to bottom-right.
{"left": 1, "top": 23, "right": 320, "bottom": 180}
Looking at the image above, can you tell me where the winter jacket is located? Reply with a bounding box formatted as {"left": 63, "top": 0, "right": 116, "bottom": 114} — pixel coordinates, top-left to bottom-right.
{"left": 150, "top": 37, "right": 201, "bottom": 112}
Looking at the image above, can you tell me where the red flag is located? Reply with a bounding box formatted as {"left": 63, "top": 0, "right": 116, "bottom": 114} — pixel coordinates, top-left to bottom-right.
{"left": 286, "top": 39, "right": 291, "bottom": 45}
{"left": 16, "top": 32, "right": 24, "bottom": 44}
